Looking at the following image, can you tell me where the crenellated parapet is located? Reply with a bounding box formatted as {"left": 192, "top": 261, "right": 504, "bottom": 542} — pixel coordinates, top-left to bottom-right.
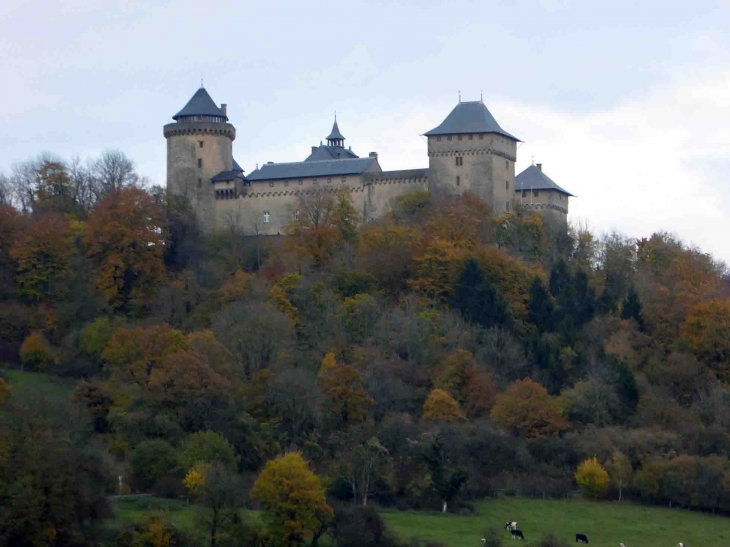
{"left": 163, "top": 121, "right": 236, "bottom": 141}
{"left": 520, "top": 202, "right": 569, "bottom": 215}
{"left": 427, "top": 147, "right": 516, "bottom": 162}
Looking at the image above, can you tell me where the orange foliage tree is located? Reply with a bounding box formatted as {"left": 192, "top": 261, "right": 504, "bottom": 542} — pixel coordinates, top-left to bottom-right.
{"left": 422, "top": 388, "right": 465, "bottom": 422}
{"left": 10, "top": 214, "right": 72, "bottom": 301}
{"left": 490, "top": 378, "right": 568, "bottom": 439}
{"left": 681, "top": 300, "right": 730, "bottom": 381}
{"left": 102, "top": 323, "right": 187, "bottom": 388}
{"left": 286, "top": 190, "right": 360, "bottom": 266}
{"left": 436, "top": 349, "right": 496, "bottom": 419}
{"left": 85, "top": 187, "right": 167, "bottom": 309}
{"left": 20, "top": 332, "right": 57, "bottom": 371}
{"left": 317, "top": 352, "right": 373, "bottom": 425}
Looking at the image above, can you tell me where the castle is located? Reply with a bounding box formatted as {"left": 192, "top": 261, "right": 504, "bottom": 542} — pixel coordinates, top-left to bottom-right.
{"left": 164, "top": 87, "right": 573, "bottom": 234}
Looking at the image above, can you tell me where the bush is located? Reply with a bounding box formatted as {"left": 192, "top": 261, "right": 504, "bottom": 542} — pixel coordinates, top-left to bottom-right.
{"left": 480, "top": 526, "right": 503, "bottom": 547}
{"left": 19, "top": 332, "right": 56, "bottom": 371}
{"left": 539, "top": 533, "right": 569, "bottom": 547}
{"left": 331, "top": 505, "right": 401, "bottom": 547}
{"left": 575, "top": 457, "right": 609, "bottom": 499}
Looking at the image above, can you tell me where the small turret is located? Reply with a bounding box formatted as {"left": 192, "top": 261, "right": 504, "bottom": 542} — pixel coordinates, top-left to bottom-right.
{"left": 326, "top": 117, "right": 345, "bottom": 148}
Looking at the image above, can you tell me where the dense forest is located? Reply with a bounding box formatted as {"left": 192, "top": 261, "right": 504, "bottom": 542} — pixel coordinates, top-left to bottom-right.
{"left": 2, "top": 152, "right": 730, "bottom": 546}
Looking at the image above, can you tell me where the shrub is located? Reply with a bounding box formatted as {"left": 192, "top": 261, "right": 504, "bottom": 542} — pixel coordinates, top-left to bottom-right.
{"left": 19, "top": 332, "right": 56, "bottom": 371}
{"left": 131, "top": 439, "right": 179, "bottom": 491}
{"left": 575, "top": 457, "right": 609, "bottom": 499}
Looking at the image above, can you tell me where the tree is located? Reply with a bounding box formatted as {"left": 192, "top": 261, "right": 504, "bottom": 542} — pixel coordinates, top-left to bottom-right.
{"left": 85, "top": 187, "right": 167, "bottom": 310}
{"left": 605, "top": 451, "right": 632, "bottom": 501}
{"left": 252, "top": 452, "right": 333, "bottom": 546}
{"left": 450, "top": 258, "right": 512, "bottom": 329}
{"left": 184, "top": 462, "right": 243, "bottom": 547}
{"left": 490, "top": 378, "right": 568, "bottom": 439}
{"left": 341, "top": 436, "right": 390, "bottom": 507}
{"left": 423, "top": 434, "right": 467, "bottom": 513}
{"left": 330, "top": 505, "right": 401, "bottom": 547}
{"left": 318, "top": 352, "right": 373, "bottom": 426}
{"left": 575, "top": 457, "right": 609, "bottom": 499}
{"left": 89, "top": 150, "right": 140, "bottom": 199}
{"left": 102, "top": 324, "right": 187, "bottom": 388}
{"left": 621, "top": 286, "right": 645, "bottom": 331}
{"left": 285, "top": 190, "right": 360, "bottom": 266}
{"left": 681, "top": 300, "right": 730, "bottom": 382}
{"left": 131, "top": 439, "right": 179, "bottom": 490}
{"left": 0, "top": 378, "right": 11, "bottom": 406}
{"left": 527, "top": 277, "right": 555, "bottom": 332}
{"left": 10, "top": 213, "right": 72, "bottom": 302}
{"left": 19, "top": 332, "right": 56, "bottom": 371}
{"left": 422, "top": 389, "right": 464, "bottom": 422}
{"left": 179, "top": 431, "right": 239, "bottom": 472}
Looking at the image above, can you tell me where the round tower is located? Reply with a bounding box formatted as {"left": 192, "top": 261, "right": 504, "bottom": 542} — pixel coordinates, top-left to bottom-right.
{"left": 164, "top": 87, "right": 235, "bottom": 231}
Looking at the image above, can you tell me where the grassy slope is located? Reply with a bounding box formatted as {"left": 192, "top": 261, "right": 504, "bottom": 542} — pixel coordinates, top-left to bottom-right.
{"left": 2, "top": 369, "right": 75, "bottom": 400}
{"left": 383, "top": 498, "right": 730, "bottom": 547}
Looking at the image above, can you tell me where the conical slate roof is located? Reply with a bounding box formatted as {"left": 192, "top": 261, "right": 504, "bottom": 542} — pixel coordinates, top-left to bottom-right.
{"left": 424, "top": 101, "right": 519, "bottom": 141}
{"left": 327, "top": 119, "right": 345, "bottom": 141}
{"left": 173, "top": 87, "right": 227, "bottom": 120}
{"left": 515, "top": 165, "right": 574, "bottom": 196}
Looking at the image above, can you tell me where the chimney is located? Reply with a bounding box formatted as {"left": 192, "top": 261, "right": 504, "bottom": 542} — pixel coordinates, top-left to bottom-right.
{"left": 221, "top": 104, "right": 227, "bottom": 116}
{"left": 369, "top": 152, "right": 378, "bottom": 160}
{"left": 536, "top": 163, "right": 543, "bottom": 172}
{"left": 312, "top": 146, "right": 317, "bottom": 154}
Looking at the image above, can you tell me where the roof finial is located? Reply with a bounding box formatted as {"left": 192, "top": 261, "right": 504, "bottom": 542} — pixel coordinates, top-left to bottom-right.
{"left": 201, "top": 72, "right": 204, "bottom": 88}
{"left": 458, "top": 90, "right": 461, "bottom": 103}
{"left": 480, "top": 90, "right": 483, "bottom": 102}
{"left": 335, "top": 110, "right": 337, "bottom": 122}
{"left": 531, "top": 156, "right": 535, "bottom": 165}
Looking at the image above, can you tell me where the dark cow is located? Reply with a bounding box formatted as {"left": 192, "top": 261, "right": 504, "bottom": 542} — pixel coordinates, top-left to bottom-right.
{"left": 510, "top": 529, "right": 524, "bottom": 541}
{"left": 576, "top": 534, "right": 588, "bottom": 544}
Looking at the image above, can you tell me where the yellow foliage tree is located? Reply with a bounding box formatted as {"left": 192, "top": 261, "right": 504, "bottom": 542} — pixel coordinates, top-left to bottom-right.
{"left": 490, "top": 378, "right": 568, "bottom": 439}
{"left": 252, "top": 452, "right": 333, "bottom": 546}
{"left": 422, "top": 388, "right": 464, "bottom": 422}
{"left": 575, "top": 457, "right": 609, "bottom": 499}
{"left": 183, "top": 463, "right": 210, "bottom": 501}
{"left": 318, "top": 353, "right": 373, "bottom": 425}
{"left": 219, "top": 269, "right": 252, "bottom": 303}
{"left": 408, "top": 237, "right": 465, "bottom": 301}
{"left": 20, "top": 332, "right": 56, "bottom": 371}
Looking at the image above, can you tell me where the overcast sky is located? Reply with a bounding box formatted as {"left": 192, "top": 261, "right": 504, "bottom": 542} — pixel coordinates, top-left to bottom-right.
{"left": 2, "top": 0, "right": 729, "bottom": 261}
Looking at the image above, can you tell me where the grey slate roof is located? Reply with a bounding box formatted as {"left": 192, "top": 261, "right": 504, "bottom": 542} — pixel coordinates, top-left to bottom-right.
{"left": 327, "top": 119, "right": 345, "bottom": 141}
{"left": 365, "top": 168, "right": 429, "bottom": 180}
{"left": 515, "top": 165, "right": 574, "bottom": 196}
{"left": 211, "top": 170, "right": 245, "bottom": 183}
{"left": 247, "top": 157, "right": 379, "bottom": 181}
{"left": 424, "top": 101, "right": 519, "bottom": 141}
{"left": 173, "top": 87, "right": 227, "bottom": 120}
{"left": 232, "top": 158, "right": 243, "bottom": 172}
{"left": 305, "top": 145, "right": 359, "bottom": 162}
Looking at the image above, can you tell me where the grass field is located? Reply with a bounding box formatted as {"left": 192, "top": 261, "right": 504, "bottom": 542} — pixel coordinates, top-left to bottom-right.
{"left": 383, "top": 498, "right": 730, "bottom": 547}
{"left": 2, "top": 369, "right": 75, "bottom": 400}
{"left": 110, "top": 496, "right": 729, "bottom": 546}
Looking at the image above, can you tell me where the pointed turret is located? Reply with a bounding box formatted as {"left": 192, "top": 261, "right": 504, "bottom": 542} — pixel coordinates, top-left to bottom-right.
{"left": 424, "top": 100, "right": 519, "bottom": 141}
{"left": 326, "top": 117, "right": 345, "bottom": 147}
{"left": 172, "top": 87, "right": 228, "bottom": 122}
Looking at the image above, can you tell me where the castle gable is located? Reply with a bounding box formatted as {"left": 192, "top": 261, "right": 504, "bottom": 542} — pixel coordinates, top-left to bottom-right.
{"left": 305, "top": 145, "right": 359, "bottom": 162}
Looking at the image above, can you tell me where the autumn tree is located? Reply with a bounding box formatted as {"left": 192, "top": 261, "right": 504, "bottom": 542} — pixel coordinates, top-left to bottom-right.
{"left": 436, "top": 349, "right": 497, "bottom": 418}
{"left": 252, "top": 452, "right": 333, "bottom": 546}
{"left": 318, "top": 352, "right": 373, "bottom": 426}
{"left": 19, "top": 332, "right": 56, "bottom": 371}
{"left": 10, "top": 213, "right": 72, "bottom": 302}
{"left": 422, "top": 388, "right": 464, "bottom": 422}
{"left": 85, "top": 187, "right": 167, "bottom": 310}
{"left": 490, "top": 378, "right": 568, "bottom": 439}
{"left": 575, "top": 457, "right": 609, "bottom": 499}
{"left": 102, "top": 323, "right": 187, "bottom": 388}
{"left": 0, "top": 378, "right": 11, "bottom": 406}
{"left": 286, "top": 189, "right": 360, "bottom": 266}
{"left": 605, "top": 451, "right": 632, "bottom": 501}
{"left": 0, "top": 205, "right": 20, "bottom": 298}
{"left": 681, "top": 300, "right": 730, "bottom": 381}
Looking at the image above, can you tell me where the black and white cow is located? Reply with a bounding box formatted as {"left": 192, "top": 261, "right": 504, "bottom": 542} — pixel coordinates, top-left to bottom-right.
{"left": 504, "top": 521, "right": 518, "bottom": 531}
{"left": 575, "top": 533, "right": 588, "bottom": 543}
{"left": 510, "top": 529, "right": 524, "bottom": 541}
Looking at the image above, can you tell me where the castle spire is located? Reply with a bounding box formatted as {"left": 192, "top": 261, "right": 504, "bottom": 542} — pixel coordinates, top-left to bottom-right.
{"left": 326, "top": 116, "right": 345, "bottom": 148}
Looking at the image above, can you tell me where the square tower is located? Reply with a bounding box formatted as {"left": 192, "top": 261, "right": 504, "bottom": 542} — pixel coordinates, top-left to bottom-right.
{"left": 424, "top": 100, "right": 520, "bottom": 213}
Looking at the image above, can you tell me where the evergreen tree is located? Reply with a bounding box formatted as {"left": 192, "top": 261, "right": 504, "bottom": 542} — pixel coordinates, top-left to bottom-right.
{"left": 451, "top": 259, "right": 511, "bottom": 329}
{"left": 527, "top": 277, "right": 555, "bottom": 332}
{"left": 621, "top": 286, "right": 645, "bottom": 331}
{"left": 548, "top": 258, "right": 570, "bottom": 297}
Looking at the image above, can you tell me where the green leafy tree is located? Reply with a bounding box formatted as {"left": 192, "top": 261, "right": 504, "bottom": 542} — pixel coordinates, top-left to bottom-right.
{"left": 179, "top": 431, "right": 239, "bottom": 472}
{"left": 621, "top": 286, "right": 645, "bottom": 330}
{"left": 423, "top": 434, "right": 467, "bottom": 513}
{"left": 131, "top": 439, "right": 179, "bottom": 490}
